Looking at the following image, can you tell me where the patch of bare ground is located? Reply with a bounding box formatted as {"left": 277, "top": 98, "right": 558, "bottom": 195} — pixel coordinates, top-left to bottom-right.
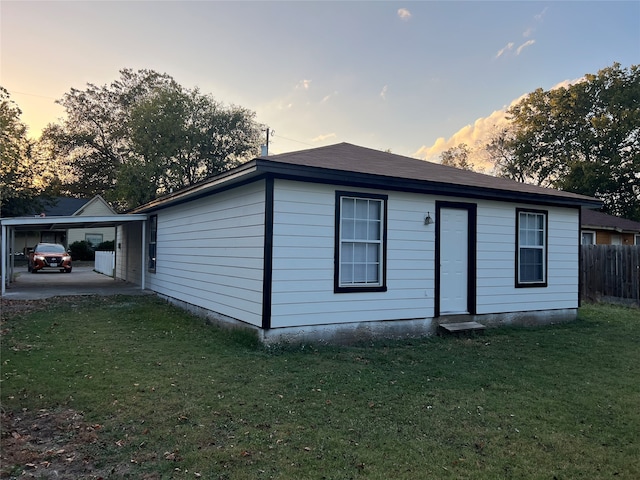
{"left": 0, "top": 298, "right": 140, "bottom": 479}
{"left": 0, "top": 299, "right": 51, "bottom": 322}
{"left": 0, "top": 408, "right": 134, "bottom": 479}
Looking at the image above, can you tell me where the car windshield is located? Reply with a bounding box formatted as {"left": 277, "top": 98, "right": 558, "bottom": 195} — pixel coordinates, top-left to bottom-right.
{"left": 36, "top": 244, "right": 66, "bottom": 253}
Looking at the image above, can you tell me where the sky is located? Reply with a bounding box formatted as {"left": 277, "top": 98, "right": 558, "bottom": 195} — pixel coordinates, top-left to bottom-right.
{"left": 2, "top": 1, "right": 639, "bottom": 163}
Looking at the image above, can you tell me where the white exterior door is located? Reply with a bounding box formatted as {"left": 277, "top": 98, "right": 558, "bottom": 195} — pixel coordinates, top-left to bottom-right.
{"left": 439, "top": 208, "right": 469, "bottom": 314}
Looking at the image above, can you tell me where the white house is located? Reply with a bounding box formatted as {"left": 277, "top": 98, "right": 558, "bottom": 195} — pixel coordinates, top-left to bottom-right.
{"left": 65, "top": 195, "right": 118, "bottom": 246}
{"left": 118, "top": 143, "right": 601, "bottom": 343}
{"left": 11, "top": 195, "right": 117, "bottom": 253}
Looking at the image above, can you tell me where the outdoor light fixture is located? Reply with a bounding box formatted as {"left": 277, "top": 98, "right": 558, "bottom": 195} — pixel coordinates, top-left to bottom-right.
{"left": 424, "top": 212, "right": 434, "bottom": 225}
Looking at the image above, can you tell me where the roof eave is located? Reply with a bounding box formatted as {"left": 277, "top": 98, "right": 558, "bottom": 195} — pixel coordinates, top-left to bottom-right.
{"left": 130, "top": 161, "right": 261, "bottom": 213}
{"left": 258, "top": 161, "right": 602, "bottom": 208}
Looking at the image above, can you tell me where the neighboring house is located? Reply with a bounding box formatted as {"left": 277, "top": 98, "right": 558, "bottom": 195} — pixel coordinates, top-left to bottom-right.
{"left": 581, "top": 207, "right": 640, "bottom": 245}
{"left": 117, "top": 143, "right": 601, "bottom": 343}
{"left": 13, "top": 195, "right": 117, "bottom": 253}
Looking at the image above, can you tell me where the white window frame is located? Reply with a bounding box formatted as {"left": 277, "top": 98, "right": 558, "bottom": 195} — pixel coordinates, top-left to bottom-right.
{"left": 581, "top": 230, "right": 596, "bottom": 245}
{"left": 335, "top": 191, "right": 387, "bottom": 293}
{"left": 85, "top": 233, "right": 103, "bottom": 247}
{"left": 516, "top": 209, "right": 547, "bottom": 288}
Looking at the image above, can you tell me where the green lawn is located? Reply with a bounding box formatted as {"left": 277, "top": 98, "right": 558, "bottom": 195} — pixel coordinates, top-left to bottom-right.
{"left": 1, "top": 297, "right": 639, "bottom": 479}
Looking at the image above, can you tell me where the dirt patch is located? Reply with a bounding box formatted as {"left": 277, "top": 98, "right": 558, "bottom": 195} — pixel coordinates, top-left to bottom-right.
{"left": 0, "top": 298, "right": 137, "bottom": 479}
{"left": 0, "top": 299, "right": 52, "bottom": 322}
{"left": 0, "top": 408, "right": 128, "bottom": 479}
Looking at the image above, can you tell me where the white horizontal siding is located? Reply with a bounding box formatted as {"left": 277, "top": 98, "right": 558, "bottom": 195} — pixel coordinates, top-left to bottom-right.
{"left": 270, "top": 181, "right": 435, "bottom": 328}
{"left": 145, "top": 181, "right": 266, "bottom": 327}
{"left": 475, "top": 202, "right": 579, "bottom": 313}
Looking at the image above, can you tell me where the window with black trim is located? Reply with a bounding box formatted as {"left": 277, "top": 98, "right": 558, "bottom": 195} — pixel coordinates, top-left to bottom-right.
{"left": 335, "top": 192, "right": 387, "bottom": 292}
{"left": 516, "top": 209, "right": 547, "bottom": 287}
{"left": 148, "top": 215, "right": 157, "bottom": 273}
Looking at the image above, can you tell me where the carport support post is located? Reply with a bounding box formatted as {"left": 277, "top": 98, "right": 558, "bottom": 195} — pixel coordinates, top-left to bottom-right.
{"left": 10, "top": 227, "right": 15, "bottom": 282}
{"left": 1, "top": 224, "right": 6, "bottom": 295}
{"left": 141, "top": 219, "right": 146, "bottom": 290}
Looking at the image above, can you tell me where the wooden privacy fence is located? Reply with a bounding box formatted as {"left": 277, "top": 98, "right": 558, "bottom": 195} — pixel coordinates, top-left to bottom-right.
{"left": 580, "top": 245, "right": 640, "bottom": 306}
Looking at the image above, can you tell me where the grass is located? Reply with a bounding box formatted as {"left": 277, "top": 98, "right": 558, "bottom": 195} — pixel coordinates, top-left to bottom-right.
{"left": 1, "top": 296, "right": 639, "bottom": 479}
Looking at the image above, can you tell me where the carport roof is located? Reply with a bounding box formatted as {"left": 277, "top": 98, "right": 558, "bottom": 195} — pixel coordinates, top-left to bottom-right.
{"left": 1, "top": 214, "right": 148, "bottom": 231}
{"left": 1, "top": 214, "right": 148, "bottom": 296}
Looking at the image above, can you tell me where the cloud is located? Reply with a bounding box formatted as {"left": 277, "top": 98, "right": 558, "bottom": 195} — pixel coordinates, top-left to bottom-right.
{"left": 495, "top": 42, "right": 514, "bottom": 58}
{"left": 412, "top": 94, "right": 528, "bottom": 166}
{"left": 322, "top": 91, "right": 338, "bottom": 103}
{"left": 312, "top": 133, "right": 336, "bottom": 143}
{"left": 516, "top": 40, "right": 535, "bottom": 55}
{"left": 534, "top": 7, "right": 548, "bottom": 21}
{"left": 412, "top": 77, "right": 584, "bottom": 167}
{"left": 397, "top": 8, "right": 411, "bottom": 21}
{"left": 296, "top": 79, "right": 312, "bottom": 90}
{"left": 380, "top": 85, "right": 388, "bottom": 100}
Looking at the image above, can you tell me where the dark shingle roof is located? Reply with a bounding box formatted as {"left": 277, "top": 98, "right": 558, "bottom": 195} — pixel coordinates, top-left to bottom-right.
{"left": 40, "top": 197, "right": 89, "bottom": 216}
{"left": 263, "top": 143, "right": 599, "bottom": 203}
{"left": 581, "top": 207, "right": 640, "bottom": 232}
{"left": 134, "top": 143, "right": 602, "bottom": 213}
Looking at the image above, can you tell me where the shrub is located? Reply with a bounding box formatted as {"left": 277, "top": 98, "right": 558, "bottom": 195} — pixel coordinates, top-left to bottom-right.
{"left": 95, "top": 240, "right": 115, "bottom": 251}
{"left": 68, "top": 240, "right": 95, "bottom": 261}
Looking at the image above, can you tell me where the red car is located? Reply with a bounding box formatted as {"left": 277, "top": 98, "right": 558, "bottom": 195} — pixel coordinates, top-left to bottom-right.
{"left": 28, "top": 243, "right": 72, "bottom": 273}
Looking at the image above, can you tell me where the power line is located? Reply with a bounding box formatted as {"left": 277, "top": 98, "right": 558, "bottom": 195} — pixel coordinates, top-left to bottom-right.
{"left": 7, "top": 90, "right": 59, "bottom": 101}
{"left": 271, "top": 133, "right": 315, "bottom": 148}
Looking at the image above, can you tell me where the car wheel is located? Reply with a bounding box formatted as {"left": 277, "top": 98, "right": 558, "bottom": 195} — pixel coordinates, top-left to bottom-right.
{"left": 31, "top": 268, "right": 38, "bottom": 274}
{"left": 65, "top": 268, "right": 72, "bottom": 273}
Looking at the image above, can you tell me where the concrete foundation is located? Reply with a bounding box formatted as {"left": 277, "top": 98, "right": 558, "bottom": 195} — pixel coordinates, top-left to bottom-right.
{"left": 157, "top": 293, "right": 578, "bottom": 346}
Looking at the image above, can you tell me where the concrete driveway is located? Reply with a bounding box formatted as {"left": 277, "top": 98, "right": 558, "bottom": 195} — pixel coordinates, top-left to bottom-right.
{"left": 2, "top": 264, "right": 148, "bottom": 300}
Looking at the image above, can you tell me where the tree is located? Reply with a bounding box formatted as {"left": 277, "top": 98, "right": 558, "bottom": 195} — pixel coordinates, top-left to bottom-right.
{"left": 439, "top": 143, "right": 475, "bottom": 171}
{"left": 121, "top": 87, "right": 263, "bottom": 206}
{"left": 0, "top": 87, "right": 55, "bottom": 216}
{"left": 43, "top": 69, "right": 263, "bottom": 210}
{"left": 489, "top": 63, "right": 640, "bottom": 220}
{"left": 42, "top": 69, "right": 180, "bottom": 208}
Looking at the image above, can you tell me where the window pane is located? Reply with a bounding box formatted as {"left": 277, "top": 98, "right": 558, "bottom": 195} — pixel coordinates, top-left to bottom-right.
{"left": 368, "top": 220, "right": 381, "bottom": 240}
{"left": 355, "top": 220, "right": 368, "bottom": 239}
{"left": 342, "top": 219, "right": 354, "bottom": 240}
{"left": 366, "top": 244, "right": 379, "bottom": 262}
{"left": 353, "top": 263, "right": 366, "bottom": 283}
{"left": 341, "top": 263, "right": 353, "bottom": 284}
{"left": 355, "top": 199, "right": 368, "bottom": 219}
{"left": 342, "top": 198, "right": 355, "bottom": 218}
{"left": 342, "top": 243, "right": 354, "bottom": 262}
{"left": 366, "top": 263, "right": 379, "bottom": 283}
{"left": 520, "top": 248, "right": 543, "bottom": 282}
{"left": 369, "top": 201, "right": 381, "bottom": 219}
{"left": 354, "top": 243, "right": 366, "bottom": 262}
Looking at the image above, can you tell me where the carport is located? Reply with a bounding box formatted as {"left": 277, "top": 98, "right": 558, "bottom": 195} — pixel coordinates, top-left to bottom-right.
{"left": 1, "top": 214, "right": 147, "bottom": 296}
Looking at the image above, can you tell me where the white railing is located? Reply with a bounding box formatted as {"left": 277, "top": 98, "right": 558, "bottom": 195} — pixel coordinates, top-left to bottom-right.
{"left": 94, "top": 251, "right": 115, "bottom": 277}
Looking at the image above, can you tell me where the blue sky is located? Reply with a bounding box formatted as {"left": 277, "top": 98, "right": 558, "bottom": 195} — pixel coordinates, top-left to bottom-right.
{"left": 2, "top": 1, "right": 639, "bottom": 161}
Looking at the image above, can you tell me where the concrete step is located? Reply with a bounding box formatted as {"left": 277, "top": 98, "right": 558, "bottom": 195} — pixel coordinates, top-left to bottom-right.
{"left": 438, "top": 321, "right": 486, "bottom": 336}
